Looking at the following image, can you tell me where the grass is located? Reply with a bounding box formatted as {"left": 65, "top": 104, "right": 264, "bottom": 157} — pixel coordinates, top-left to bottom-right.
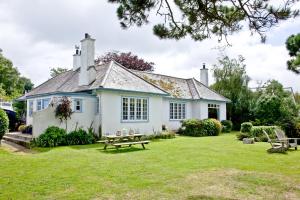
{"left": 0, "top": 132, "right": 300, "bottom": 199}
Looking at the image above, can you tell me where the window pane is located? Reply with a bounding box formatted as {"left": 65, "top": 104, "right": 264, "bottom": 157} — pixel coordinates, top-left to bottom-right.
{"left": 142, "top": 99, "right": 147, "bottom": 120}
{"left": 182, "top": 104, "right": 186, "bottom": 119}
{"left": 37, "top": 100, "right": 42, "bottom": 111}
{"left": 170, "top": 103, "right": 173, "bottom": 119}
{"left": 122, "top": 98, "right": 128, "bottom": 120}
{"left": 136, "top": 99, "right": 142, "bottom": 120}
{"left": 130, "top": 98, "right": 135, "bottom": 120}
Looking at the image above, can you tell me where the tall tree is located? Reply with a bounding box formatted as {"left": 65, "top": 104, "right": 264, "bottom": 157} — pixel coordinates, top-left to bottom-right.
{"left": 295, "top": 92, "right": 300, "bottom": 105}
{"left": 50, "top": 67, "right": 68, "bottom": 78}
{"left": 0, "top": 54, "right": 33, "bottom": 99}
{"left": 286, "top": 33, "right": 300, "bottom": 74}
{"left": 108, "top": 0, "right": 299, "bottom": 43}
{"left": 211, "top": 55, "right": 252, "bottom": 129}
{"left": 95, "top": 51, "right": 154, "bottom": 71}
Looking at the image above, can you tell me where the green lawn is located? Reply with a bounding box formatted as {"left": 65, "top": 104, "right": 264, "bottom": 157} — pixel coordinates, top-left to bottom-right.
{"left": 1, "top": 133, "right": 300, "bottom": 200}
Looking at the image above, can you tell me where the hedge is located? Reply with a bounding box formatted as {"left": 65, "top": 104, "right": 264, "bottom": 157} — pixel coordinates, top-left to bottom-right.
{"left": 0, "top": 109, "right": 9, "bottom": 141}
{"left": 180, "top": 118, "right": 222, "bottom": 137}
{"left": 221, "top": 120, "right": 233, "bottom": 133}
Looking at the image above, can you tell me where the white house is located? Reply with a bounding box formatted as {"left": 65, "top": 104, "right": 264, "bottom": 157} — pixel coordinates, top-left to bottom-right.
{"left": 19, "top": 33, "right": 230, "bottom": 138}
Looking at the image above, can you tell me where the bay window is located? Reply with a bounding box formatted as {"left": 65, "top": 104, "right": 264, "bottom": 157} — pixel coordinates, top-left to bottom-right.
{"left": 122, "top": 97, "right": 148, "bottom": 122}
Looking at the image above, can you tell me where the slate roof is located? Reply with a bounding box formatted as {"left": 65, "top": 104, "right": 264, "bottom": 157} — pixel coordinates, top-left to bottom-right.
{"left": 20, "top": 61, "right": 230, "bottom": 102}
{"left": 132, "top": 70, "right": 230, "bottom": 102}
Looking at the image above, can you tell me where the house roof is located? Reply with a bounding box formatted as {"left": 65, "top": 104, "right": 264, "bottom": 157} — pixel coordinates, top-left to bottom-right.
{"left": 20, "top": 61, "right": 230, "bottom": 102}
{"left": 132, "top": 70, "right": 230, "bottom": 102}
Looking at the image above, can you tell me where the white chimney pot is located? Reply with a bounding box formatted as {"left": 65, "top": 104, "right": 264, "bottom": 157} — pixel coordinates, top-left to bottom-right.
{"left": 200, "top": 63, "right": 209, "bottom": 86}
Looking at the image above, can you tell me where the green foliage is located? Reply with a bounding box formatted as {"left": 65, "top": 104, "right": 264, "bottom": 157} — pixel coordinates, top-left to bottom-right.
{"left": 50, "top": 67, "right": 68, "bottom": 78}
{"left": 55, "top": 96, "right": 73, "bottom": 130}
{"left": 221, "top": 120, "right": 233, "bottom": 133}
{"left": 142, "top": 131, "right": 176, "bottom": 140}
{"left": 65, "top": 129, "right": 95, "bottom": 145}
{"left": 211, "top": 55, "right": 252, "bottom": 130}
{"left": 250, "top": 126, "right": 277, "bottom": 142}
{"left": 253, "top": 80, "right": 299, "bottom": 129}
{"left": 33, "top": 126, "right": 67, "bottom": 147}
{"left": 0, "top": 109, "right": 9, "bottom": 140}
{"left": 285, "top": 33, "right": 300, "bottom": 74}
{"left": 240, "top": 122, "right": 253, "bottom": 133}
{"left": 18, "top": 124, "right": 26, "bottom": 132}
{"left": 236, "top": 132, "right": 250, "bottom": 141}
{"left": 180, "top": 118, "right": 221, "bottom": 137}
{"left": 109, "top": 0, "right": 298, "bottom": 43}
{"left": 0, "top": 54, "right": 33, "bottom": 99}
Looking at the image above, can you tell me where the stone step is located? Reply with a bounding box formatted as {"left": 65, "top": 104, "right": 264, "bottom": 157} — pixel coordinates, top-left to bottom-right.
{"left": 2, "top": 135, "right": 31, "bottom": 148}
{"left": 4, "top": 132, "right": 33, "bottom": 142}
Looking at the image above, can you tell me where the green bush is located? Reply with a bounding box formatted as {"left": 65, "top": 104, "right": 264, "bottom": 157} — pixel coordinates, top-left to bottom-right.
{"left": 0, "top": 109, "right": 9, "bottom": 141}
{"left": 18, "top": 124, "right": 26, "bottom": 132}
{"left": 33, "top": 126, "right": 67, "bottom": 147}
{"left": 66, "top": 128, "right": 95, "bottom": 145}
{"left": 221, "top": 120, "right": 233, "bottom": 133}
{"left": 240, "top": 122, "right": 253, "bottom": 133}
{"left": 236, "top": 132, "right": 251, "bottom": 141}
{"left": 250, "top": 126, "right": 277, "bottom": 142}
{"left": 180, "top": 118, "right": 221, "bottom": 137}
{"left": 181, "top": 119, "right": 202, "bottom": 136}
{"left": 142, "top": 131, "right": 176, "bottom": 140}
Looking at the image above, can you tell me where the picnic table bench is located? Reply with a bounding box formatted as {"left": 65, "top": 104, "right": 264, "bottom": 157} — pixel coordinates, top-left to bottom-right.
{"left": 113, "top": 140, "right": 150, "bottom": 149}
{"left": 101, "top": 134, "right": 150, "bottom": 150}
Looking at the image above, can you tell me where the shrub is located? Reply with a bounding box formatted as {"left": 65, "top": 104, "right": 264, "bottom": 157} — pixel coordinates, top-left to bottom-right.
{"left": 18, "top": 124, "right": 26, "bottom": 132}
{"left": 142, "top": 131, "right": 176, "bottom": 140}
{"left": 23, "top": 125, "right": 33, "bottom": 134}
{"left": 221, "top": 120, "right": 233, "bottom": 133}
{"left": 250, "top": 126, "right": 277, "bottom": 142}
{"left": 33, "top": 126, "right": 66, "bottom": 147}
{"left": 240, "top": 122, "right": 253, "bottom": 133}
{"left": 181, "top": 119, "right": 202, "bottom": 136}
{"left": 0, "top": 109, "right": 9, "bottom": 141}
{"left": 66, "top": 128, "right": 95, "bottom": 145}
{"left": 236, "top": 132, "right": 250, "bottom": 141}
{"left": 180, "top": 118, "right": 221, "bottom": 137}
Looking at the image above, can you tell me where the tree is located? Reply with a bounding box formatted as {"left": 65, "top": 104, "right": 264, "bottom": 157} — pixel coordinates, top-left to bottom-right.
{"left": 0, "top": 54, "right": 34, "bottom": 99}
{"left": 211, "top": 55, "right": 252, "bottom": 129}
{"left": 253, "top": 80, "right": 299, "bottom": 135}
{"left": 55, "top": 96, "right": 73, "bottom": 130}
{"left": 108, "top": 0, "right": 299, "bottom": 43}
{"left": 0, "top": 109, "right": 9, "bottom": 144}
{"left": 286, "top": 33, "right": 300, "bottom": 74}
{"left": 50, "top": 67, "right": 68, "bottom": 78}
{"left": 95, "top": 51, "right": 154, "bottom": 71}
{"left": 295, "top": 92, "right": 300, "bottom": 105}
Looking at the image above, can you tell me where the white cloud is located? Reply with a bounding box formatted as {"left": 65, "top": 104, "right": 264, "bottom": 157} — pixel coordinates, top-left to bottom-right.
{"left": 0, "top": 0, "right": 299, "bottom": 92}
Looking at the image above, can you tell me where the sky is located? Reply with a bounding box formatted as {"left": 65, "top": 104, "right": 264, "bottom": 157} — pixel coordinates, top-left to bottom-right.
{"left": 0, "top": 0, "right": 299, "bottom": 91}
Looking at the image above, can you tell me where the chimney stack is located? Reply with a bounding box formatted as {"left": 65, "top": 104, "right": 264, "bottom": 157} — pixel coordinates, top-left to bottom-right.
{"left": 200, "top": 63, "right": 209, "bottom": 86}
{"left": 73, "top": 45, "right": 81, "bottom": 71}
{"left": 78, "top": 33, "right": 96, "bottom": 86}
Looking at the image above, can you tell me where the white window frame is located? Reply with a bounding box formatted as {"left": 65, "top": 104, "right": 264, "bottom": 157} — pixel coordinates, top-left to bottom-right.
{"left": 96, "top": 97, "right": 100, "bottom": 114}
{"left": 170, "top": 102, "right": 186, "bottom": 120}
{"left": 208, "top": 103, "right": 220, "bottom": 120}
{"left": 36, "top": 98, "right": 50, "bottom": 111}
{"left": 121, "top": 97, "right": 148, "bottom": 122}
{"left": 28, "top": 100, "right": 34, "bottom": 117}
{"left": 73, "top": 99, "right": 83, "bottom": 113}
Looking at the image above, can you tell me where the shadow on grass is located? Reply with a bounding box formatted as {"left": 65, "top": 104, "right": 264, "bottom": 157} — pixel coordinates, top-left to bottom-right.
{"left": 187, "top": 195, "right": 237, "bottom": 200}
{"left": 98, "top": 146, "right": 149, "bottom": 154}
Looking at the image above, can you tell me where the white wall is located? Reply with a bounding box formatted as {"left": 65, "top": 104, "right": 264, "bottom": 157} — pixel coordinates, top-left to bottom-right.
{"left": 28, "top": 95, "right": 99, "bottom": 137}
{"left": 162, "top": 99, "right": 192, "bottom": 130}
{"left": 161, "top": 99, "right": 227, "bottom": 130}
{"left": 100, "top": 91, "right": 163, "bottom": 135}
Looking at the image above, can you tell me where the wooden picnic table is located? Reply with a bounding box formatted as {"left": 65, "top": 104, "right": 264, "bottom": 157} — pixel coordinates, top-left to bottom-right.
{"left": 103, "top": 134, "right": 145, "bottom": 150}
